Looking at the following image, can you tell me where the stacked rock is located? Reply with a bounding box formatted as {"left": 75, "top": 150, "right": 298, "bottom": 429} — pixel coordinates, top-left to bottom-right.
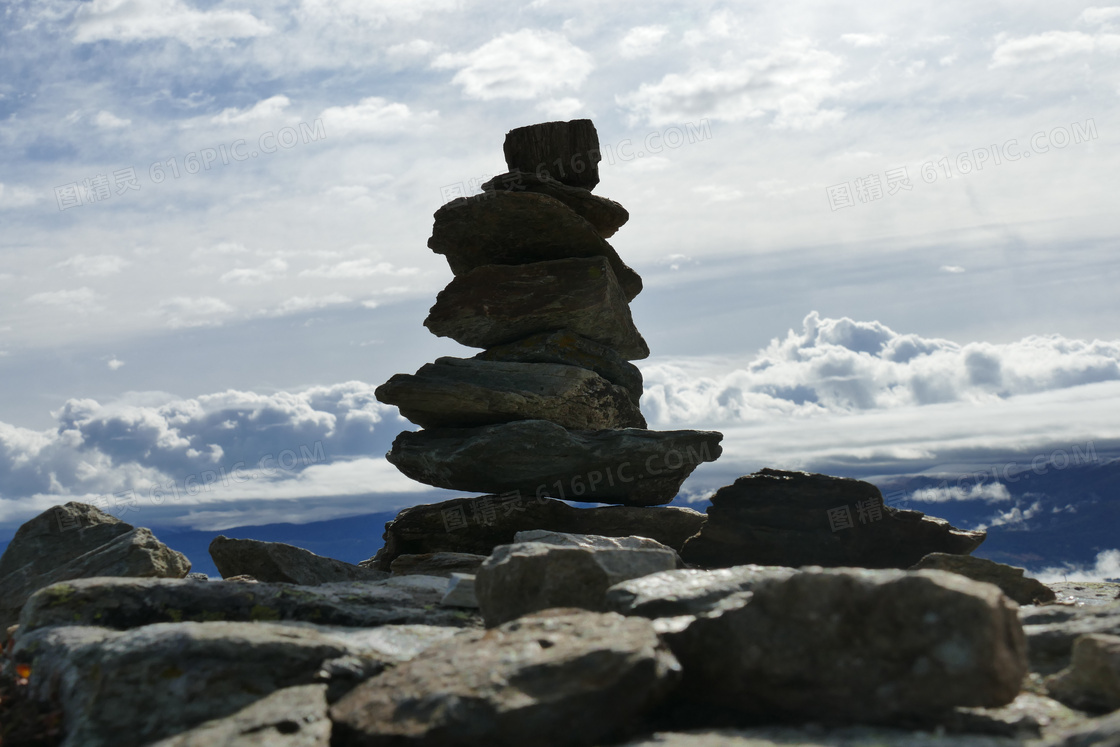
{"left": 376, "top": 119, "right": 723, "bottom": 507}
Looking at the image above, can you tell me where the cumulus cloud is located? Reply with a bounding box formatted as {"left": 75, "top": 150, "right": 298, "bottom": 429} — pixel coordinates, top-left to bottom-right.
{"left": 157, "top": 296, "right": 234, "bottom": 328}
{"left": 54, "top": 254, "right": 130, "bottom": 277}
{"left": 905, "top": 481, "right": 1011, "bottom": 503}
{"left": 991, "top": 30, "right": 1120, "bottom": 67}
{"left": 94, "top": 110, "right": 131, "bottom": 129}
{"left": 298, "top": 0, "right": 457, "bottom": 28}
{"left": 618, "top": 39, "right": 848, "bottom": 128}
{"left": 319, "top": 97, "right": 436, "bottom": 136}
{"left": 27, "top": 287, "right": 104, "bottom": 313}
{"left": 72, "top": 0, "right": 273, "bottom": 48}
{"left": 0, "top": 184, "right": 41, "bottom": 209}
{"left": 619, "top": 25, "right": 669, "bottom": 58}
{"left": 840, "top": 33, "right": 886, "bottom": 48}
{"left": 219, "top": 258, "right": 287, "bottom": 285}
{"left": 300, "top": 259, "right": 418, "bottom": 278}
{"left": 432, "top": 29, "right": 594, "bottom": 101}
{"left": 272, "top": 294, "right": 351, "bottom": 314}
{"left": 1034, "top": 549, "right": 1120, "bottom": 583}
{"left": 210, "top": 95, "right": 291, "bottom": 126}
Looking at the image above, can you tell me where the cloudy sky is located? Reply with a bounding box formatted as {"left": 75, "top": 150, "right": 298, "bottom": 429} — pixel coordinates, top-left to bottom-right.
{"left": 1, "top": 0, "right": 1119, "bottom": 540}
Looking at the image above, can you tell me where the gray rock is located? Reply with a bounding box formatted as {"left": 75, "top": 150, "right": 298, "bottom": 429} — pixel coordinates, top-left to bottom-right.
{"left": 661, "top": 568, "right": 1028, "bottom": 723}
{"left": 1048, "top": 581, "right": 1120, "bottom": 606}
{"left": 475, "top": 540, "right": 679, "bottom": 626}
{"left": 17, "top": 576, "right": 481, "bottom": 633}
{"left": 502, "top": 118, "right": 603, "bottom": 190}
{"left": 386, "top": 420, "right": 722, "bottom": 506}
{"left": 482, "top": 169, "right": 629, "bottom": 237}
{"left": 424, "top": 256, "right": 649, "bottom": 360}
{"left": 1046, "top": 709, "right": 1120, "bottom": 746}
{"left": 374, "top": 357, "right": 645, "bottom": 430}
{"left": 476, "top": 330, "right": 644, "bottom": 407}
{"left": 209, "top": 536, "right": 389, "bottom": 585}
{"left": 368, "top": 495, "right": 706, "bottom": 570}
{"left": 680, "top": 469, "right": 986, "bottom": 569}
{"left": 616, "top": 725, "right": 1033, "bottom": 746}
{"left": 147, "top": 684, "right": 331, "bottom": 747}
{"left": 0, "top": 502, "right": 190, "bottom": 629}
{"left": 1045, "top": 633, "right": 1120, "bottom": 713}
{"left": 428, "top": 189, "right": 641, "bottom": 300}
{"left": 330, "top": 609, "right": 680, "bottom": 746}
{"left": 910, "top": 553, "right": 1055, "bottom": 604}
{"left": 440, "top": 573, "right": 478, "bottom": 608}
{"left": 605, "top": 565, "right": 797, "bottom": 619}
{"left": 389, "top": 552, "right": 487, "bottom": 577}
{"left": 1020, "top": 601, "right": 1120, "bottom": 674}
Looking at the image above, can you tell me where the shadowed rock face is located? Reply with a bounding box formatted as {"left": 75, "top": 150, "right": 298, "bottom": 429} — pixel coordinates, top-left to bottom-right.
{"left": 425, "top": 256, "right": 650, "bottom": 359}
{"left": 428, "top": 190, "right": 641, "bottom": 301}
{"left": 385, "top": 420, "right": 723, "bottom": 506}
{"left": 910, "top": 552, "right": 1055, "bottom": 605}
{"left": 374, "top": 357, "right": 645, "bottom": 430}
{"left": 482, "top": 169, "right": 629, "bottom": 238}
{"left": 208, "top": 536, "right": 388, "bottom": 585}
{"left": 502, "top": 118, "right": 603, "bottom": 190}
{"left": 680, "top": 469, "right": 985, "bottom": 569}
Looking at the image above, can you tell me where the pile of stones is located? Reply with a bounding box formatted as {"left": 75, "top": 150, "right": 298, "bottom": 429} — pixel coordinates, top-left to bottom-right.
{"left": 374, "top": 119, "right": 723, "bottom": 507}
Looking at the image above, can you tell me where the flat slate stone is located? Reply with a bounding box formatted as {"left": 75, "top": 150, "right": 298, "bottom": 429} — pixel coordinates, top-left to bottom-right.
{"left": 375, "top": 356, "right": 645, "bottom": 430}
{"left": 385, "top": 420, "right": 723, "bottom": 506}
{"left": 367, "top": 495, "right": 706, "bottom": 570}
{"left": 680, "top": 469, "right": 986, "bottom": 569}
{"left": 209, "top": 536, "right": 388, "bottom": 585}
{"left": 428, "top": 190, "right": 641, "bottom": 300}
{"left": 605, "top": 565, "right": 797, "bottom": 619}
{"left": 482, "top": 169, "right": 629, "bottom": 238}
{"left": 424, "top": 256, "right": 650, "bottom": 360}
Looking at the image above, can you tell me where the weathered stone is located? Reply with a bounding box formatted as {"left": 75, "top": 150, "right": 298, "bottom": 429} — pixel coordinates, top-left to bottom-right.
{"left": 1045, "top": 634, "right": 1120, "bottom": 713}
{"left": 368, "top": 495, "right": 706, "bottom": 570}
{"left": 475, "top": 540, "right": 679, "bottom": 626}
{"left": 1046, "top": 709, "right": 1120, "bottom": 746}
{"left": 428, "top": 190, "right": 641, "bottom": 300}
{"left": 502, "top": 118, "right": 602, "bottom": 190}
{"left": 1049, "top": 581, "right": 1120, "bottom": 606}
{"left": 1020, "top": 602, "right": 1120, "bottom": 674}
{"left": 389, "top": 552, "right": 487, "bottom": 578}
{"left": 440, "top": 573, "right": 478, "bottom": 608}
{"left": 209, "top": 536, "right": 389, "bottom": 585}
{"left": 680, "top": 469, "right": 985, "bottom": 569}
{"left": 330, "top": 609, "right": 680, "bottom": 746}
{"left": 911, "top": 552, "right": 1055, "bottom": 605}
{"left": 605, "top": 565, "right": 797, "bottom": 619}
{"left": 482, "top": 170, "right": 629, "bottom": 237}
{"left": 14, "top": 622, "right": 389, "bottom": 747}
{"left": 374, "top": 357, "right": 645, "bottom": 429}
{"left": 17, "top": 576, "right": 481, "bottom": 633}
{"left": 424, "top": 256, "right": 649, "bottom": 360}
{"left": 147, "top": 684, "right": 331, "bottom": 747}
{"left": 386, "top": 420, "right": 722, "bottom": 506}
{"left": 662, "top": 569, "right": 1027, "bottom": 723}
{"left": 0, "top": 502, "right": 190, "bottom": 629}
{"left": 476, "top": 330, "right": 644, "bottom": 407}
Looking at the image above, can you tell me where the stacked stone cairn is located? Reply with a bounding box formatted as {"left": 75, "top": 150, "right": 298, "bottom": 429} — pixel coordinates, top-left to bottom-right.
{"left": 375, "top": 119, "right": 724, "bottom": 508}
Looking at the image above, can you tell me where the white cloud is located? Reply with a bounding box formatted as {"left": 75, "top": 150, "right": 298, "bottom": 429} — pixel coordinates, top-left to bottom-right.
{"left": 108, "top": 358, "right": 125, "bottom": 370}
{"left": 0, "top": 183, "right": 42, "bottom": 209}
{"left": 210, "top": 95, "right": 291, "bottom": 126}
{"left": 619, "top": 25, "right": 668, "bottom": 58}
{"left": 72, "top": 0, "right": 273, "bottom": 49}
{"left": 300, "top": 259, "right": 418, "bottom": 278}
{"left": 1034, "top": 549, "right": 1120, "bottom": 583}
{"left": 297, "top": 0, "right": 458, "bottom": 28}
{"left": 54, "top": 254, "right": 130, "bottom": 277}
{"left": 387, "top": 39, "right": 436, "bottom": 58}
{"left": 536, "top": 97, "right": 585, "bottom": 119}
{"left": 158, "top": 296, "right": 234, "bottom": 328}
{"left": 906, "top": 481, "right": 1011, "bottom": 503}
{"left": 27, "top": 287, "right": 104, "bottom": 313}
{"left": 990, "top": 30, "right": 1120, "bottom": 67}
{"left": 319, "top": 97, "right": 436, "bottom": 136}
{"left": 93, "top": 110, "right": 131, "bottom": 129}
{"left": 1080, "top": 6, "right": 1120, "bottom": 28}
{"left": 273, "top": 294, "right": 351, "bottom": 314}
{"left": 192, "top": 241, "right": 250, "bottom": 257}
{"left": 219, "top": 258, "right": 287, "bottom": 285}
{"left": 940, "top": 265, "right": 966, "bottom": 273}
{"left": 618, "top": 39, "right": 848, "bottom": 129}
{"left": 432, "top": 29, "right": 594, "bottom": 101}
{"left": 840, "top": 33, "right": 886, "bottom": 48}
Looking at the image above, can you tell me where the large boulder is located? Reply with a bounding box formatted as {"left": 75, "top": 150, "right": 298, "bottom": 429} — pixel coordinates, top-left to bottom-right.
{"left": 661, "top": 568, "right": 1028, "bottom": 723}
{"left": 475, "top": 330, "right": 644, "bottom": 407}
{"left": 482, "top": 170, "right": 629, "bottom": 238}
{"left": 428, "top": 190, "right": 641, "bottom": 300}
{"left": 424, "top": 256, "right": 649, "bottom": 360}
{"left": 474, "top": 537, "right": 680, "bottom": 626}
{"left": 605, "top": 565, "right": 797, "bottom": 619}
{"left": 385, "top": 420, "right": 723, "bottom": 506}
{"left": 1019, "top": 601, "right": 1120, "bottom": 674}
{"left": 502, "top": 118, "right": 603, "bottom": 190}
{"left": 374, "top": 357, "right": 645, "bottom": 430}
{"left": 208, "top": 536, "right": 388, "bottom": 585}
{"left": 367, "top": 495, "right": 706, "bottom": 570}
{"left": 910, "top": 552, "right": 1055, "bottom": 605}
{"left": 0, "top": 502, "right": 190, "bottom": 629}
{"left": 1045, "top": 634, "right": 1120, "bottom": 712}
{"left": 330, "top": 609, "right": 680, "bottom": 746}
{"left": 680, "top": 469, "right": 985, "bottom": 569}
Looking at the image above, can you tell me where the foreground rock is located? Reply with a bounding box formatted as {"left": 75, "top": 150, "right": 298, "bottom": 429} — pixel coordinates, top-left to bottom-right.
{"left": 368, "top": 496, "right": 706, "bottom": 569}
{"left": 374, "top": 357, "right": 645, "bottom": 429}
{"left": 1020, "top": 601, "right": 1120, "bottom": 674}
{"left": 330, "top": 609, "right": 680, "bottom": 746}
{"left": 428, "top": 190, "right": 641, "bottom": 300}
{"left": 476, "top": 330, "right": 644, "bottom": 407}
{"left": 1045, "top": 633, "right": 1120, "bottom": 713}
{"left": 910, "top": 552, "right": 1056, "bottom": 605}
{"left": 209, "top": 536, "right": 389, "bottom": 585}
{"left": 424, "top": 256, "right": 650, "bottom": 359}
{"left": 0, "top": 502, "right": 190, "bottom": 629}
{"left": 482, "top": 169, "right": 629, "bottom": 237}
{"left": 387, "top": 420, "right": 723, "bottom": 506}
{"left": 17, "top": 576, "right": 480, "bottom": 632}
{"left": 662, "top": 569, "right": 1027, "bottom": 724}
{"left": 475, "top": 536, "right": 681, "bottom": 626}
{"left": 148, "top": 684, "right": 330, "bottom": 747}
{"left": 605, "top": 565, "right": 797, "bottom": 619}
{"left": 681, "top": 469, "right": 985, "bottom": 569}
